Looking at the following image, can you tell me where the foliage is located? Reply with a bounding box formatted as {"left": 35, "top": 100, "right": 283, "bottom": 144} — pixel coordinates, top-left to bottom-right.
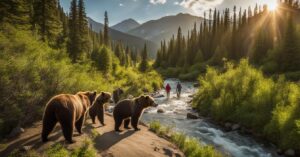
{"left": 149, "top": 121, "right": 223, "bottom": 157}
{"left": 0, "top": 24, "right": 162, "bottom": 138}
{"left": 91, "top": 46, "right": 112, "bottom": 74}
{"left": 193, "top": 59, "right": 300, "bottom": 150}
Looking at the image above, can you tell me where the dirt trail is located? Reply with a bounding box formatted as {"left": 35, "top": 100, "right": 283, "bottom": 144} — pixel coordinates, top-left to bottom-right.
{"left": 0, "top": 114, "right": 183, "bottom": 157}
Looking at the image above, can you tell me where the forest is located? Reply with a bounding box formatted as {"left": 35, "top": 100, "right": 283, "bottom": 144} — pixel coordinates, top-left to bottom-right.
{"left": 0, "top": 0, "right": 162, "bottom": 138}
{"left": 154, "top": 0, "right": 300, "bottom": 81}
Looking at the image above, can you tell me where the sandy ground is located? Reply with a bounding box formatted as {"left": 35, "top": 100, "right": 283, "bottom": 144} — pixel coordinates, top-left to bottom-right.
{"left": 0, "top": 114, "right": 184, "bottom": 157}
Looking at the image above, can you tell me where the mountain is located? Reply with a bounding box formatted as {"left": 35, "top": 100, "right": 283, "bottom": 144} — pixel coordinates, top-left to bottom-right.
{"left": 111, "top": 18, "right": 140, "bottom": 33}
{"left": 88, "top": 17, "right": 158, "bottom": 58}
{"left": 127, "top": 13, "right": 204, "bottom": 45}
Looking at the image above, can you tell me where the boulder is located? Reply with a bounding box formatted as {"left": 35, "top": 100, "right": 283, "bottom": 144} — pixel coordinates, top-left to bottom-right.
{"left": 231, "top": 124, "right": 241, "bottom": 131}
{"left": 8, "top": 126, "right": 24, "bottom": 138}
{"left": 157, "top": 109, "right": 165, "bottom": 113}
{"left": 193, "top": 83, "right": 200, "bottom": 87}
{"left": 284, "top": 149, "right": 295, "bottom": 156}
{"left": 187, "top": 113, "right": 199, "bottom": 119}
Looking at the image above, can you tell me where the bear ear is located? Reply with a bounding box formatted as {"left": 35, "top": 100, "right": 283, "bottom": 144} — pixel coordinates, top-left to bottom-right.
{"left": 93, "top": 91, "right": 97, "bottom": 96}
{"left": 146, "top": 96, "right": 149, "bottom": 99}
{"left": 101, "top": 92, "right": 105, "bottom": 96}
{"left": 140, "top": 95, "right": 145, "bottom": 98}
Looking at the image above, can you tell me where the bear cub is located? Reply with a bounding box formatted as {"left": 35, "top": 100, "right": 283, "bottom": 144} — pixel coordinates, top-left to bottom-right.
{"left": 113, "top": 95, "right": 158, "bottom": 132}
{"left": 89, "top": 92, "right": 112, "bottom": 126}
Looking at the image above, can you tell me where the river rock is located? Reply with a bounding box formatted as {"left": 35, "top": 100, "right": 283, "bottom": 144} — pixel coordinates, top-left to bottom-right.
{"left": 8, "top": 126, "right": 24, "bottom": 138}
{"left": 188, "top": 95, "right": 194, "bottom": 98}
{"left": 231, "top": 124, "right": 241, "bottom": 131}
{"left": 127, "top": 95, "right": 134, "bottom": 99}
{"left": 284, "top": 149, "right": 295, "bottom": 156}
{"left": 20, "top": 145, "right": 32, "bottom": 152}
{"left": 225, "top": 122, "right": 232, "bottom": 128}
{"left": 157, "top": 108, "right": 165, "bottom": 113}
{"left": 154, "top": 94, "right": 164, "bottom": 98}
{"left": 193, "top": 83, "right": 200, "bottom": 87}
{"left": 187, "top": 113, "right": 199, "bottom": 119}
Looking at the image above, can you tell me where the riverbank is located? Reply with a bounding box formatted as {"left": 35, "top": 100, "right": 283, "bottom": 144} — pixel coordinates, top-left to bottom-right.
{"left": 0, "top": 114, "right": 183, "bottom": 157}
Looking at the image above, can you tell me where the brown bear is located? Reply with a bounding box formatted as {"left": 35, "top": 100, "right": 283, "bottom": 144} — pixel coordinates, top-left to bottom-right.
{"left": 41, "top": 91, "right": 97, "bottom": 143}
{"left": 113, "top": 95, "right": 158, "bottom": 132}
{"left": 112, "top": 88, "right": 124, "bottom": 104}
{"left": 89, "top": 92, "right": 112, "bottom": 126}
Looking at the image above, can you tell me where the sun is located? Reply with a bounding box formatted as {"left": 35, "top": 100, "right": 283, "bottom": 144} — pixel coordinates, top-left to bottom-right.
{"left": 268, "top": 0, "right": 278, "bottom": 11}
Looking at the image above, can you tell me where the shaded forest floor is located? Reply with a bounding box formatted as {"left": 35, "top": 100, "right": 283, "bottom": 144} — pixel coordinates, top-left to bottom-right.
{"left": 0, "top": 114, "right": 183, "bottom": 157}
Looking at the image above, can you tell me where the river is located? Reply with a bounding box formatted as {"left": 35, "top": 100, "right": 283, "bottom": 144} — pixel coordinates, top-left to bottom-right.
{"left": 142, "top": 79, "right": 279, "bottom": 157}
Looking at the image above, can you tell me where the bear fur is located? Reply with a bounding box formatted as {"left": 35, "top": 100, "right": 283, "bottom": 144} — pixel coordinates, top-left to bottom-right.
{"left": 89, "top": 92, "right": 112, "bottom": 126}
{"left": 113, "top": 95, "right": 158, "bottom": 132}
{"left": 41, "top": 91, "right": 97, "bottom": 143}
{"left": 112, "top": 88, "right": 124, "bottom": 104}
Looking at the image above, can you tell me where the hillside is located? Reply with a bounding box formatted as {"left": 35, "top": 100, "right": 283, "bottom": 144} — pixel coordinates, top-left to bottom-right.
{"left": 88, "top": 18, "right": 158, "bottom": 58}
{"left": 128, "top": 13, "right": 204, "bottom": 45}
{"left": 111, "top": 19, "right": 140, "bottom": 33}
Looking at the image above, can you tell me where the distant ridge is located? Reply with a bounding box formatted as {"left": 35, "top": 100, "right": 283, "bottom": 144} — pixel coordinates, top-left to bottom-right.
{"left": 88, "top": 17, "right": 158, "bottom": 58}
{"left": 127, "top": 13, "right": 204, "bottom": 45}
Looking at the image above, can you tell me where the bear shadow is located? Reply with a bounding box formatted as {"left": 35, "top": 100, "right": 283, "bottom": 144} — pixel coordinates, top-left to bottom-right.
{"left": 93, "top": 130, "right": 134, "bottom": 151}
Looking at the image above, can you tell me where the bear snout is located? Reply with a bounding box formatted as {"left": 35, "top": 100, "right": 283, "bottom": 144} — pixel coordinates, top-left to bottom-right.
{"left": 152, "top": 102, "right": 158, "bottom": 107}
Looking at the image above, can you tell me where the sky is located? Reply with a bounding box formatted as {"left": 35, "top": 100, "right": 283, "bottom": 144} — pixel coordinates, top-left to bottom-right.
{"left": 59, "top": 0, "right": 279, "bottom": 25}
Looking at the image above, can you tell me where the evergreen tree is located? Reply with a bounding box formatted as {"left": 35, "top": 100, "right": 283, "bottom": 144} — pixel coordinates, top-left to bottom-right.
{"left": 78, "top": 0, "right": 90, "bottom": 55}
{"left": 139, "top": 44, "right": 149, "bottom": 72}
{"left": 280, "top": 14, "right": 300, "bottom": 71}
{"left": 91, "top": 47, "right": 112, "bottom": 74}
{"left": 0, "top": 0, "right": 31, "bottom": 29}
{"left": 103, "top": 11, "right": 109, "bottom": 46}
{"left": 33, "top": 0, "right": 62, "bottom": 42}
{"left": 68, "top": 0, "right": 80, "bottom": 61}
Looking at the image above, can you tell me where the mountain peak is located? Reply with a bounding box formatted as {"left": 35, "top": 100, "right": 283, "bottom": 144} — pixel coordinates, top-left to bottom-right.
{"left": 112, "top": 18, "right": 140, "bottom": 33}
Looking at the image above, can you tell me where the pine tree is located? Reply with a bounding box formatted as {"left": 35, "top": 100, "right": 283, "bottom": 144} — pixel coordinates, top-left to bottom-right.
{"left": 0, "top": 0, "right": 31, "bottom": 29}
{"left": 103, "top": 11, "right": 109, "bottom": 46}
{"left": 78, "top": 0, "right": 90, "bottom": 55}
{"left": 280, "top": 14, "right": 300, "bottom": 71}
{"left": 68, "top": 0, "right": 80, "bottom": 61}
{"left": 139, "top": 44, "right": 149, "bottom": 72}
{"left": 94, "top": 47, "right": 112, "bottom": 74}
{"left": 33, "top": 0, "right": 62, "bottom": 42}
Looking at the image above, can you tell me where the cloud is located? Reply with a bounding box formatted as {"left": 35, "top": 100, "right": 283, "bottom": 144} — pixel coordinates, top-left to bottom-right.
{"left": 179, "top": 0, "right": 224, "bottom": 14}
{"left": 119, "top": 3, "right": 124, "bottom": 7}
{"left": 149, "top": 0, "right": 167, "bottom": 5}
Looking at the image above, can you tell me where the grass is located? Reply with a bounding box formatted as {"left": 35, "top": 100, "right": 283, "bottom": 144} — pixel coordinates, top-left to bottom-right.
{"left": 149, "top": 121, "right": 223, "bottom": 157}
{"left": 8, "top": 139, "right": 97, "bottom": 157}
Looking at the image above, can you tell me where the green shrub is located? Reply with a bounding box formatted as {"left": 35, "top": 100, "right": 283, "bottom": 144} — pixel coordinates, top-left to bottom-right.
{"left": 193, "top": 59, "right": 300, "bottom": 150}
{"left": 149, "top": 121, "right": 222, "bottom": 157}
{"left": 46, "top": 144, "right": 69, "bottom": 157}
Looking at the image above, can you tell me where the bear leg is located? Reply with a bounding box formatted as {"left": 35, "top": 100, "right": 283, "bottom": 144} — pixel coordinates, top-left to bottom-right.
{"left": 114, "top": 118, "right": 123, "bottom": 132}
{"left": 131, "top": 117, "right": 140, "bottom": 131}
{"left": 97, "top": 109, "right": 105, "bottom": 126}
{"left": 41, "top": 114, "right": 57, "bottom": 142}
{"left": 58, "top": 114, "right": 75, "bottom": 143}
{"left": 124, "top": 119, "right": 131, "bottom": 129}
{"left": 75, "top": 115, "right": 85, "bottom": 134}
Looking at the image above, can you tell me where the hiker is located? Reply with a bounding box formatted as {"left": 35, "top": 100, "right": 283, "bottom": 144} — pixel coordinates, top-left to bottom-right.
{"left": 165, "top": 83, "right": 171, "bottom": 99}
{"left": 176, "top": 82, "right": 182, "bottom": 98}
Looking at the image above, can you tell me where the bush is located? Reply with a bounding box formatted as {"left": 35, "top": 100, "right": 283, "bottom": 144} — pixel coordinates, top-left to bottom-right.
{"left": 149, "top": 121, "right": 222, "bottom": 157}
{"left": 193, "top": 59, "right": 300, "bottom": 150}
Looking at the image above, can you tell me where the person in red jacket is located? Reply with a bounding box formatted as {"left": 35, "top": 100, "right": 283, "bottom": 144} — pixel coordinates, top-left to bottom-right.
{"left": 165, "top": 83, "right": 171, "bottom": 99}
